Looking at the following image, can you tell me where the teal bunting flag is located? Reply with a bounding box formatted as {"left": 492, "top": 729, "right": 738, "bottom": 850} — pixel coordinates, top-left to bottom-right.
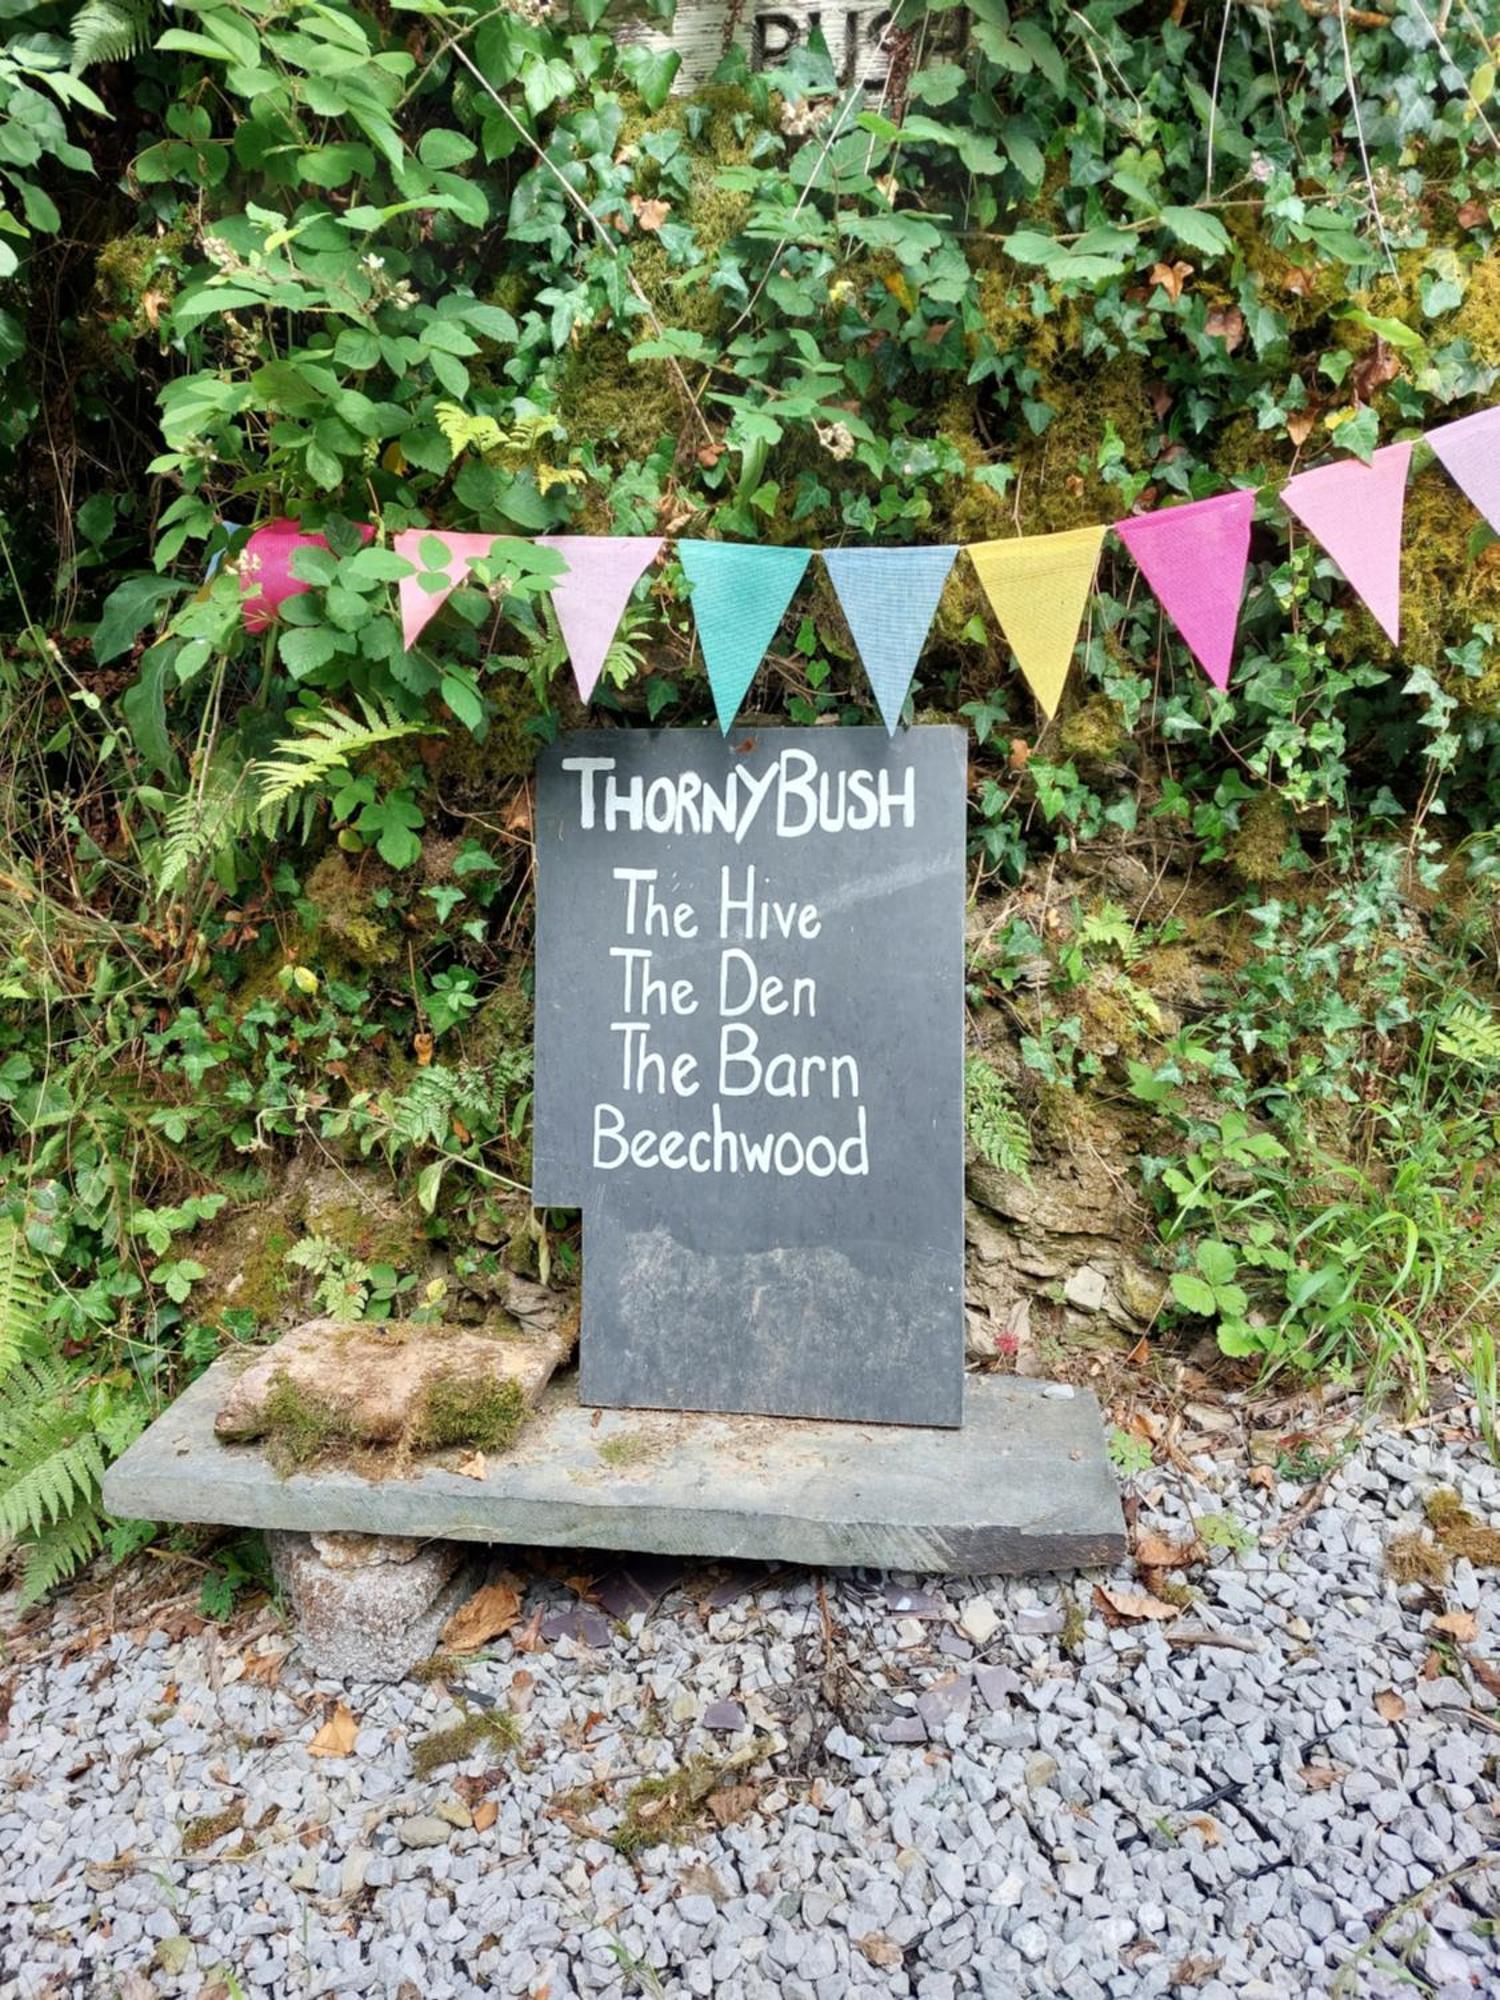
{"left": 678, "top": 541, "right": 812, "bottom": 734}
{"left": 821, "top": 545, "right": 959, "bottom": 733}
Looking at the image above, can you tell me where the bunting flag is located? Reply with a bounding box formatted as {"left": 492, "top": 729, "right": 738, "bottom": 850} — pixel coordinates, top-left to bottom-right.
{"left": 1280, "top": 441, "right": 1413, "bottom": 644}
{"left": 393, "top": 530, "right": 503, "bottom": 650}
{"left": 678, "top": 540, "right": 812, "bottom": 733}
{"left": 1427, "top": 406, "right": 1500, "bottom": 535}
{"left": 821, "top": 545, "right": 959, "bottom": 734}
{"left": 240, "top": 517, "right": 372, "bottom": 632}
{"left": 223, "top": 400, "right": 1500, "bottom": 718}
{"left": 534, "top": 535, "right": 662, "bottom": 703}
{"left": 1114, "top": 490, "right": 1255, "bottom": 691}
{"left": 968, "top": 525, "right": 1108, "bottom": 719}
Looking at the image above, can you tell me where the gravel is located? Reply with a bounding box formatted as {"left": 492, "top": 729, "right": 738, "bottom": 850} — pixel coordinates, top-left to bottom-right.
{"left": 2, "top": 1413, "right": 1499, "bottom": 1999}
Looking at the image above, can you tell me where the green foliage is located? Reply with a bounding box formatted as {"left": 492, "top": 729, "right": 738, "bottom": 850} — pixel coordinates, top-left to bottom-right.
{"left": 964, "top": 1057, "right": 1032, "bottom": 1183}
{"left": 0, "top": 0, "right": 1498, "bottom": 1602}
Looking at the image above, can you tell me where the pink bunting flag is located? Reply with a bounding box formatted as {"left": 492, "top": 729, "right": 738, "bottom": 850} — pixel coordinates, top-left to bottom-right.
{"left": 1279, "top": 441, "right": 1413, "bottom": 643}
{"left": 394, "top": 531, "right": 502, "bottom": 650}
{"left": 1114, "top": 490, "right": 1255, "bottom": 691}
{"left": 1426, "top": 406, "right": 1500, "bottom": 535}
{"left": 239, "top": 517, "right": 372, "bottom": 633}
{"left": 535, "top": 536, "right": 662, "bottom": 702}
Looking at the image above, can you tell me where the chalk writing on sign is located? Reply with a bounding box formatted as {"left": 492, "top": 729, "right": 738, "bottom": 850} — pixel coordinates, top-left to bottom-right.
{"left": 533, "top": 727, "right": 966, "bottom": 1427}
{"left": 615, "top": 0, "right": 965, "bottom": 94}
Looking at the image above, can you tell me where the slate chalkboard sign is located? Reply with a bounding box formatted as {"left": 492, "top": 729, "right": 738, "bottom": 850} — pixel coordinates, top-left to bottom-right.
{"left": 532, "top": 726, "right": 966, "bottom": 1426}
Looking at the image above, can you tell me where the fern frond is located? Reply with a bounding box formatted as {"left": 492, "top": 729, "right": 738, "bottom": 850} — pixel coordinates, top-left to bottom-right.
{"left": 1436, "top": 1000, "right": 1500, "bottom": 1069}
{"left": 0, "top": 1357, "right": 105, "bottom": 1540}
{"left": 965, "top": 1057, "right": 1032, "bottom": 1184}
{"left": 157, "top": 754, "right": 248, "bottom": 897}
{"left": 0, "top": 1215, "right": 46, "bottom": 1379}
{"left": 20, "top": 1502, "right": 106, "bottom": 1606}
{"left": 434, "top": 402, "right": 506, "bottom": 460}
{"left": 70, "top": 0, "right": 153, "bottom": 70}
{"left": 251, "top": 702, "right": 430, "bottom": 838}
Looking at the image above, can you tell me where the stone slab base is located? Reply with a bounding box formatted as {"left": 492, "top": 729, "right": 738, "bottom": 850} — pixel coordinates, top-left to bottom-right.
{"left": 105, "top": 1363, "right": 1124, "bottom": 1575}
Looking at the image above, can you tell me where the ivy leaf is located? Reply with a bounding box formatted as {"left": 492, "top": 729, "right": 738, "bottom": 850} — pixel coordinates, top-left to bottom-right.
{"left": 619, "top": 46, "right": 681, "bottom": 113}
{"left": 523, "top": 56, "right": 575, "bottom": 115}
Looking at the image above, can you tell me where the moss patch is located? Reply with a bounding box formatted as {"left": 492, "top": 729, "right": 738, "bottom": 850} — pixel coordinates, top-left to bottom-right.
{"left": 613, "top": 1756, "right": 736, "bottom": 1856}
{"left": 1425, "top": 1487, "right": 1500, "bottom": 1565}
{"left": 596, "top": 1432, "right": 659, "bottom": 1469}
{"left": 410, "top": 1709, "right": 521, "bottom": 1779}
{"left": 260, "top": 1369, "right": 361, "bottom": 1472}
{"left": 180, "top": 1802, "right": 245, "bottom": 1854}
{"left": 1385, "top": 1530, "right": 1450, "bottom": 1587}
{"left": 1227, "top": 791, "right": 1301, "bottom": 886}
{"left": 412, "top": 1370, "right": 526, "bottom": 1453}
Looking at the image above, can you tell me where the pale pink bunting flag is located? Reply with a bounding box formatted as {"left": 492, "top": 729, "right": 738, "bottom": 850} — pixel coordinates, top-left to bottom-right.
{"left": 1279, "top": 441, "right": 1413, "bottom": 643}
{"left": 1114, "top": 489, "right": 1255, "bottom": 690}
{"left": 394, "top": 530, "right": 502, "bottom": 649}
{"left": 535, "top": 536, "right": 662, "bottom": 702}
{"left": 1426, "top": 406, "right": 1500, "bottom": 534}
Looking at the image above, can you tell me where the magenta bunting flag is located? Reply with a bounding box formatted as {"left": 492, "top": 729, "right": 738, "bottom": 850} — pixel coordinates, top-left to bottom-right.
{"left": 535, "top": 536, "right": 662, "bottom": 702}
{"left": 240, "top": 518, "right": 372, "bottom": 633}
{"left": 1114, "top": 490, "right": 1255, "bottom": 690}
{"left": 1427, "top": 407, "right": 1500, "bottom": 534}
{"left": 394, "top": 531, "right": 502, "bottom": 649}
{"left": 1280, "top": 441, "right": 1413, "bottom": 643}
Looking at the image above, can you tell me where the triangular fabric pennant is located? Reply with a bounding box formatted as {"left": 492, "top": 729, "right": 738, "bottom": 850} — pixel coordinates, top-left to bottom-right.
{"left": 394, "top": 531, "right": 504, "bottom": 649}
{"left": 535, "top": 536, "right": 662, "bottom": 703}
{"left": 967, "top": 525, "right": 1107, "bottom": 719}
{"left": 1280, "top": 441, "right": 1413, "bottom": 643}
{"left": 1114, "top": 489, "right": 1255, "bottom": 690}
{"left": 1427, "top": 406, "right": 1500, "bottom": 535}
{"left": 821, "top": 545, "right": 959, "bottom": 733}
{"left": 678, "top": 541, "right": 812, "bottom": 733}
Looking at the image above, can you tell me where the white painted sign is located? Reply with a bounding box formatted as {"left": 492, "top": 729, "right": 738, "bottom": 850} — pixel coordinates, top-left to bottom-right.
{"left": 620, "top": 0, "right": 959, "bottom": 94}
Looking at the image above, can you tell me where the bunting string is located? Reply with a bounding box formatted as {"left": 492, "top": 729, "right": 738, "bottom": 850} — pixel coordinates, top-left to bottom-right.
{"left": 237, "top": 405, "right": 1500, "bottom": 736}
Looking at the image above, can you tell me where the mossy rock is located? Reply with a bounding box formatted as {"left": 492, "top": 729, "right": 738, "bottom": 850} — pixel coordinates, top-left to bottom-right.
{"left": 214, "top": 1316, "right": 567, "bottom": 1471}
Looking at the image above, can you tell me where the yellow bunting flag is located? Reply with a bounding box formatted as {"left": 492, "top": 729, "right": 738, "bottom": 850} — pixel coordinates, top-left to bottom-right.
{"left": 967, "top": 525, "right": 1108, "bottom": 719}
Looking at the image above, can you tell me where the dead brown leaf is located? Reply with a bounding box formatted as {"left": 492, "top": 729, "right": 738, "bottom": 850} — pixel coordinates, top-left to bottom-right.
{"left": 454, "top": 1450, "right": 486, "bottom": 1481}
{"left": 629, "top": 195, "right": 671, "bottom": 232}
{"left": 1204, "top": 305, "right": 1245, "bottom": 352}
{"left": 1133, "top": 1532, "right": 1200, "bottom": 1571}
{"left": 308, "top": 1701, "right": 359, "bottom": 1759}
{"left": 1351, "top": 337, "right": 1400, "bottom": 401}
{"left": 856, "top": 1933, "right": 904, "bottom": 1969}
{"left": 441, "top": 1580, "right": 522, "bottom": 1654}
{"left": 1457, "top": 198, "right": 1488, "bottom": 229}
{"left": 1094, "top": 1584, "right": 1180, "bottom": 1625}
{"left": 1286, "top": 409, "right": 1316, "bottom": 448}
{"left": 473, "top": 1799, "right": 499, "bottom": 1832}
{"left": 414, "top": 1032, "right": 434, "bottom": 1067}
{"left": 1171, "top": 1955, "right": 1223, "bottom": 1987}
{"left": 1374, "top": 1688, "right": 1407, "bottom": 1723}
{"left": 512, "top": 1604, "right": 546, "bottom": 1654}
{"left": 1469, "top": 1655, "right": 1500, "bottom": 1699}
{"left": 1422, "top": 1647, "right": 1444, "bottom": 1681}
{"left": 241, "top": 1648, "right": 287, "bottom": 1687}
{"left": 1299, "top": 1763, "right": 1347, "bottom": 1790}
{"left": 706, "top": 1783, "right": 756, "bottom": 1827}
{"left": 1183, "top": 1815, "right": 1221, "bottom": 1846}
{"left": 1150, "top": 259, "right": 1194, "bottom": 302}
{"left": 1433, "top": 1608, "right": 1478, "bottom": 1643}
